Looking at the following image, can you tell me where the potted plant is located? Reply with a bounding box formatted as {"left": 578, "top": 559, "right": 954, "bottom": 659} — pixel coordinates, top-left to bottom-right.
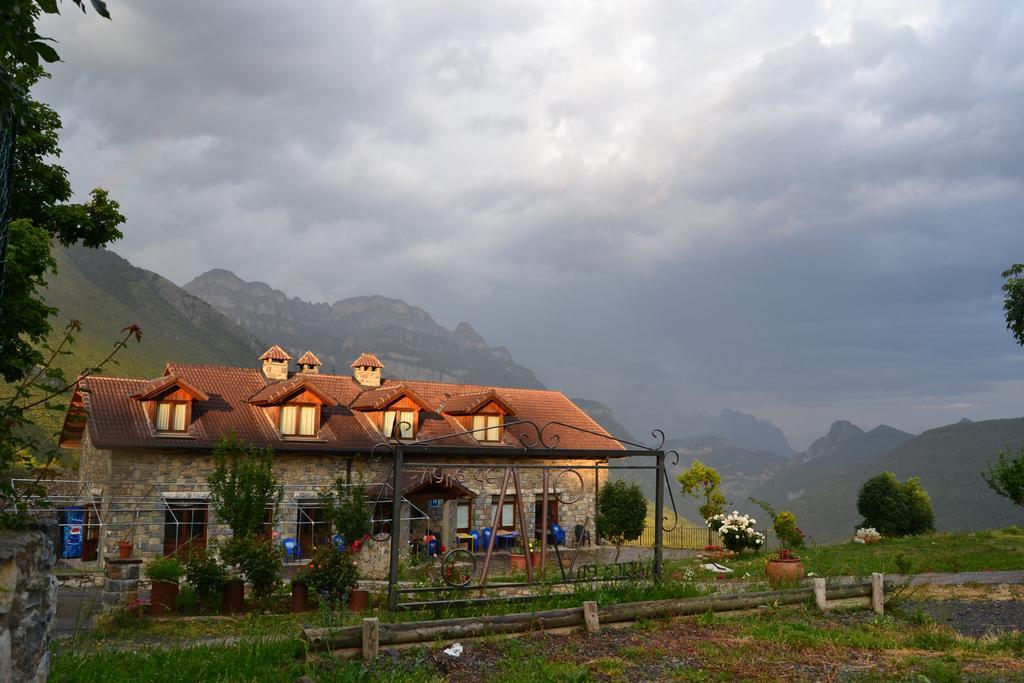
{"left": 184, "top": 549, "right": 227, "bottom": 613}
{"left": 765, "top": 511, "right": 806, "bottom": 588}
{"left": 509, "top": 537, "right": 541, "bottom": 571}
{"left": 117, "top": 539, "right": 134, "bottom": 558}
{"left": 306, "top": 544, "right": 359, "bottom": 610}
{"left": 709, "top": 512, "right": 765, "bottom": 554}
{"left": 291, "top": 572, "right": 310, "bottom": 613}
{"left": 144, "top": 556, "right": 185, "bottom": 616}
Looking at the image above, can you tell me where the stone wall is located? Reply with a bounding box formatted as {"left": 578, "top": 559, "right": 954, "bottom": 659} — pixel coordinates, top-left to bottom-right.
{"left": 79, "top": 431, "right": 609, "bottom": 562}
{"left": 0, "top": 529, "right": 57, "bottom": 683}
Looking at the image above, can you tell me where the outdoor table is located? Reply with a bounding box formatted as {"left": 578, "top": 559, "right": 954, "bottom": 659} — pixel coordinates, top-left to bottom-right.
{"left": 495, "top": 530, "right": 519, "bottom": 551}
{"left": 456, "top": 532, "right": 474, "bottom": 552}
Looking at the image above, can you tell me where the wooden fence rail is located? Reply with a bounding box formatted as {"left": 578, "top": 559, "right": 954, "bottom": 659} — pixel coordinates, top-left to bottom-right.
{"left": 303, "top": 580, "right": 881, "bottom": 660}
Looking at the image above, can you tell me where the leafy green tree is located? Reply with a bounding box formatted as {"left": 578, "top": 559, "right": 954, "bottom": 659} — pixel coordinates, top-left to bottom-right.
{"left": 319, "top": 478, "right": 372, "bottom": 543}
{"left": 595, "top": 480, "right": 646, "bottom": 562}
{"left": 678, "top": 460, "right": 727, "bottom": 544}
{"left": 207, "top": 433, "right": 283, "bottom": 539}
{"left": 857, "top": 472, "right": 934, "bottom": 537}
{"left": 1003, "top": 264, "right": 1024, "bottom": 347}
{"left": 983, "top": 445, "right": 1024, "bottom": 508}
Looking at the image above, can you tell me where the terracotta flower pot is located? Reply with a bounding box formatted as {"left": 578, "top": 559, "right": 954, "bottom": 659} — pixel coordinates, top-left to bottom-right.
{"left": 222, "top": 578, "right": 245, "bottom": 615}
{"left": 150, "top": 580, "right": 179, "bottom": 616}
{"left": 348, "top": 589, "right": 369, "bottom": 612}
{"left": 765, "top": 558, "right": 805, "bottom": 588}
{"left": 291, "top": 582, "right": 309, "bottom": 613}
{"left": 117, "top": 541, "right": 134, "bottom": 559}
{"left": 509, "top": 553, "right": 528, "bottom": 572}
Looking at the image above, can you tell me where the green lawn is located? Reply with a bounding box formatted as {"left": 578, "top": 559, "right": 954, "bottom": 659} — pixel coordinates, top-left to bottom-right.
{"left": 681, "top": 528, "right": 1024, "bottom": 580}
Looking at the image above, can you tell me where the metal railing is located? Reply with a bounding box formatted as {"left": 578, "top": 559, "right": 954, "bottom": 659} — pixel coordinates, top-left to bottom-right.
{"left": 625, "top": 525, "right": 721, "bottom": 550}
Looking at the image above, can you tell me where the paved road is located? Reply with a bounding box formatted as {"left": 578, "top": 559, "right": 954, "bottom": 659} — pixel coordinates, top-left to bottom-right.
{"left": 55, "top": 587, "right": 104, "bottom": 638}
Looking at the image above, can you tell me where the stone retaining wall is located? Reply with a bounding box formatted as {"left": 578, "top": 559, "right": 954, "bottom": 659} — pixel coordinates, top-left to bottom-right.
{"left": 0, "top": 529, "right": 58, "bottom": 683}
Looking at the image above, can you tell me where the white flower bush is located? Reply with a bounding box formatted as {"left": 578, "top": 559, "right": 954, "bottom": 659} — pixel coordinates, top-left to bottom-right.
{"left": 854, "top": 527, "right": 882, "bottom": 544}
{"left": 707, "top": 512, "right": 765, "bottom": 552}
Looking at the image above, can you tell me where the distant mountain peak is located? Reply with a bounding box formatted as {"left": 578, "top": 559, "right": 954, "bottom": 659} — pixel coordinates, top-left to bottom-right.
{"left": 709, "top": 408, "right": 796, "bottom": 458}
{"left": 827, "top": 420, "right": 865, "bottom": 439}
{"left": 184, "top": 269, "right": 544, "bottom": 389}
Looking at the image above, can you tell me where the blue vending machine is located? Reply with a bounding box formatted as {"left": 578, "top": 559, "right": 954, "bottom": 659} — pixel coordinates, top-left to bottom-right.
{"left": 62, "top": 507, "right": 84, "bottom": 560}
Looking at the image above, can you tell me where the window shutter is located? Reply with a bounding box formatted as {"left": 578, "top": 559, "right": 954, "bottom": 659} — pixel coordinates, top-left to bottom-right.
{"left": 382, "top": 411, "right": 396, "bottom": 437}
{"left": 399, "top": 410, "right": 415, "bottom": 438}
{"left": 486, "top": 415, "right": 501, "bottom": 441}
{"left": 472, "top": 414, "right": 486, "bottom": 436}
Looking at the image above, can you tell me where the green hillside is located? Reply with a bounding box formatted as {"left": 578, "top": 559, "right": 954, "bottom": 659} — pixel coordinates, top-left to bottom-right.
{"left": 756, "top": 417, "right": 1024, "bottom": 542}
{"left": 42, "top": 245, "right": 265, "bottom": 378}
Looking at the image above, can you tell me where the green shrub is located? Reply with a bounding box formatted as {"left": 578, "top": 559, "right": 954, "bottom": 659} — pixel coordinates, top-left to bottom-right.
{"left": 176, "top": 586, "right": 200, "bottom": 614}
{"left": 857, "top": 472, "right": 934, "bottom": 537}
{"left": 221, "top": 535, "right": 284, "bottom": 599}
{"left": 773, "top": 511, "right": 804, "bottom": 549}
{"left": 596, "top": 480, "right": 647, "bottom": 562}
{"left": 319, "top": 478, "right": 372, "bottom": 543}
{"left": 185, "top": 548, "right": 227, "bottom": 602}
{"left": 306, "top": 545, "right": 358, "bottom": 604}
{"left": 1001, "top": 525, "right": 1024, "bottom": 536}
{"left": 143, "top": 556, "right": 185, "bottom": 583}
{"left": 984, "top": 445, "right": 1024, "bottom": 507}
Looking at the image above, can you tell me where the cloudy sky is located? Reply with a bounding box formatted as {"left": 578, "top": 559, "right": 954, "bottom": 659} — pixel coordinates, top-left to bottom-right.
{"left": 37, "top": 0, "right": 1024, "bottom": 448}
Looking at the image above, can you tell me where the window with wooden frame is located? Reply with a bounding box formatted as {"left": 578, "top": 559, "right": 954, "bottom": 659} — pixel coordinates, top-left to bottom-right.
{"left": 163, "top": 501, "right": 208, "bottom": 557}
{"left": 455, "top": 500, "right": 472, "bottom": 534}
{"left": 382, "top": 409, "right": 416, "bottom": 439}
{"left": 155, "top": 401, "right": 189, "bottom": 433}
{"left": 280, "top": 403, "right": 319, "bottom": 437}
{"left": 490, "top": 495, "right": 517, "bottom": 530}
{"left": 534, "top": 494, "right": 559, "bottom": 529}
{"left": 471, "top": 414, "right": 502, "bottom": 442}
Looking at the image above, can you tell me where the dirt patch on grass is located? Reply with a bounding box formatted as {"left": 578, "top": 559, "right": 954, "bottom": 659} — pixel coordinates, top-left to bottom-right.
{"left": 373, "top": 614, "right": 1023, "bottom": 682}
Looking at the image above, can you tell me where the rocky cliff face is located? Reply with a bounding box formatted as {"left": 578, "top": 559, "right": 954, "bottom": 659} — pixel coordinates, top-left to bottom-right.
{"left": 184, "top": 269, "right": 544, "bottom": 388}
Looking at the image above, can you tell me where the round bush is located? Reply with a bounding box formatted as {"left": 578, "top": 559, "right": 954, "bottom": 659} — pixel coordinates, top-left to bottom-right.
{"left": 857, "top": 472, "right": 934, "bottom": 537}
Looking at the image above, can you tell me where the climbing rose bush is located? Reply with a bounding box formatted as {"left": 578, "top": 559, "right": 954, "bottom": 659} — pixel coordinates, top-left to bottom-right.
{"left": 707, "top": 512, "right": 764, "bottom": 552}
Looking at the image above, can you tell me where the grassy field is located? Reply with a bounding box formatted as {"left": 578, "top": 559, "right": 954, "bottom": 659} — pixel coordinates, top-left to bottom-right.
{"left": 51, "top": 603, "right": 1024, "bottom": 682}
{"left": 682, "top": 528, "right": 1024, "bottom": 581}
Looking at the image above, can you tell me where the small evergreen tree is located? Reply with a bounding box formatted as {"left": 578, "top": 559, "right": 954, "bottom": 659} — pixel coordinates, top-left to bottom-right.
{"left": 595, "top": 480, "right": 646, "bottom": 562}
{"left": 983, "top": 445, "right": 1024, "bottom": 508}
{"left": 857, "top": 472, "right": 934, "bottom": 537}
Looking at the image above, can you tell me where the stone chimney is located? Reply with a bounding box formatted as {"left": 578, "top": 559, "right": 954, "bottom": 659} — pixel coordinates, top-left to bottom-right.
{"left": 350, "top": 352, "right": 384, "bottom": 387}
{"left": 259, "top": 345, "right": 291, "bottom": 381}
{"left": 296, "top": 351, "right": 321, "bottom": 374}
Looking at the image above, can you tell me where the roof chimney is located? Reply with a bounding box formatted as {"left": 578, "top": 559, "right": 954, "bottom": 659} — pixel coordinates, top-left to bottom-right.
{"left": 351, "top": 352, "right": 384, "bottom": 387}
{"left": 296, "top": 351, "right": 322, "bottom": 374}
{"left": 259, "top": 345, "right": 291, "bottom": 381}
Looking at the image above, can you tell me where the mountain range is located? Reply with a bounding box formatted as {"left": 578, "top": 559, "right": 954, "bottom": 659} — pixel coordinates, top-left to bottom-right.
{"left": 39, "top": 245, "right": 1024, "bottom": 540}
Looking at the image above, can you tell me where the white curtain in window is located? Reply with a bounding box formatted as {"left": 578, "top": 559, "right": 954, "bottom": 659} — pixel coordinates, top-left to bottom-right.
{"left": 382, "top": 411, "right": 396, "bottom": 437}
{"left": 155, "top": 403, "right": 170, "bottom": 431}
{"left": 280, "top": 405, "right": 297, "bottom": 435}
{"left": 502, "top": 501, "right": 515, "bottom": 528}
{"left": 472, "top": 414, "right": 485, "bottom": 436}
{"left": 299, "top": 406, "right": 316, "bottom": 435}
{"left": 172, "top": 403, "right": 187, "bottom": 431}
{"left": 456, "top": 503, "right": 469, "bottom": 530}
{"left": 399, "top": 410, "right": 415, "bottom": 438}
{"left": 486, "top": 415, "right": 501, "bottom": 442}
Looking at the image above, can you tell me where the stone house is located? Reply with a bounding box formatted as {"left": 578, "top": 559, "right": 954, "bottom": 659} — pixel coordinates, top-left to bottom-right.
{"left": 59, "top": 347, "right": 624, "bottom": 562}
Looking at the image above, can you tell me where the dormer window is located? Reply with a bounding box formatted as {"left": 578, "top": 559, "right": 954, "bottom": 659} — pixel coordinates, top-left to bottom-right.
{"left": 383, "top": 410, "right": 416, "bottom": 439}
{"left": 131, "top": 373, "right": 208, "bottom": 437}
{"left": 156, "top": 401, "right": 189, "bottom": 432}
{"left": 472, "top": 414, "right": 502, "bottom": 442}
{"left": 280, "top": 404, "right": 319, "bottom": 437}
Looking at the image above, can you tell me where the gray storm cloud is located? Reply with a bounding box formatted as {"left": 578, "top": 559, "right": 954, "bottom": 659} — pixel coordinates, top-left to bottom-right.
{"left": 36, "top": 0, "right": 1024, "bottom": 448}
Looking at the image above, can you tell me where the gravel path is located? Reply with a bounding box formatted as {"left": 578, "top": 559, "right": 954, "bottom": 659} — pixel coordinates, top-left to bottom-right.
{"left": 901, "top": 599, "right": 1024, "bottom": 638}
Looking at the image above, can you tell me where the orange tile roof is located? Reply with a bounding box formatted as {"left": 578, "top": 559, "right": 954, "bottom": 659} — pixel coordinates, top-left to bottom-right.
{"left": 68, "top": 363, "right": 625, "bottom": 454}
{"left": 259, "top": 345, "right": 292, "bottom": 361}
{"left": 129, "top": 373, "right": 210, "bottom": 402}
{"left": 441, "top": 390, "right": 515, "bottom": 415}
{"left": 296, "top": 351, "right": 322, "bottom": 366}
{"left": 350, "top": 352, "right": 384, "bottom": 369}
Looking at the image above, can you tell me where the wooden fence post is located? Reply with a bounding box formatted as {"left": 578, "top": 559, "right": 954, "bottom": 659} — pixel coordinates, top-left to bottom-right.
{"left": 362, "top": 617, "right": 380, "bottom": 662}
{"left": 871, "top": 573, "right": 884, "bottom": 615}
{"left": 583, "top": 601, "right": 600, "bottom": 634}
{"left": 812, "top": 578, "right": 828, "bottom": 611}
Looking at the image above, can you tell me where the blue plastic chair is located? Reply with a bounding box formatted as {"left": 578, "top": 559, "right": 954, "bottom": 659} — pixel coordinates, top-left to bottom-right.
{"left": 550, "top": 523, "right": 566, "bottom": 546}
{"left": 468, "top": 529, "right": 481, "bottom": 551}
{"left": 332, "top": 534, "right": 346, "bottom": 552}
{"left": 481, "top": 527, "right": 493, "bottom": 550}
{"left": 281, "top": 537, "right": 300, "bottom": 561}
